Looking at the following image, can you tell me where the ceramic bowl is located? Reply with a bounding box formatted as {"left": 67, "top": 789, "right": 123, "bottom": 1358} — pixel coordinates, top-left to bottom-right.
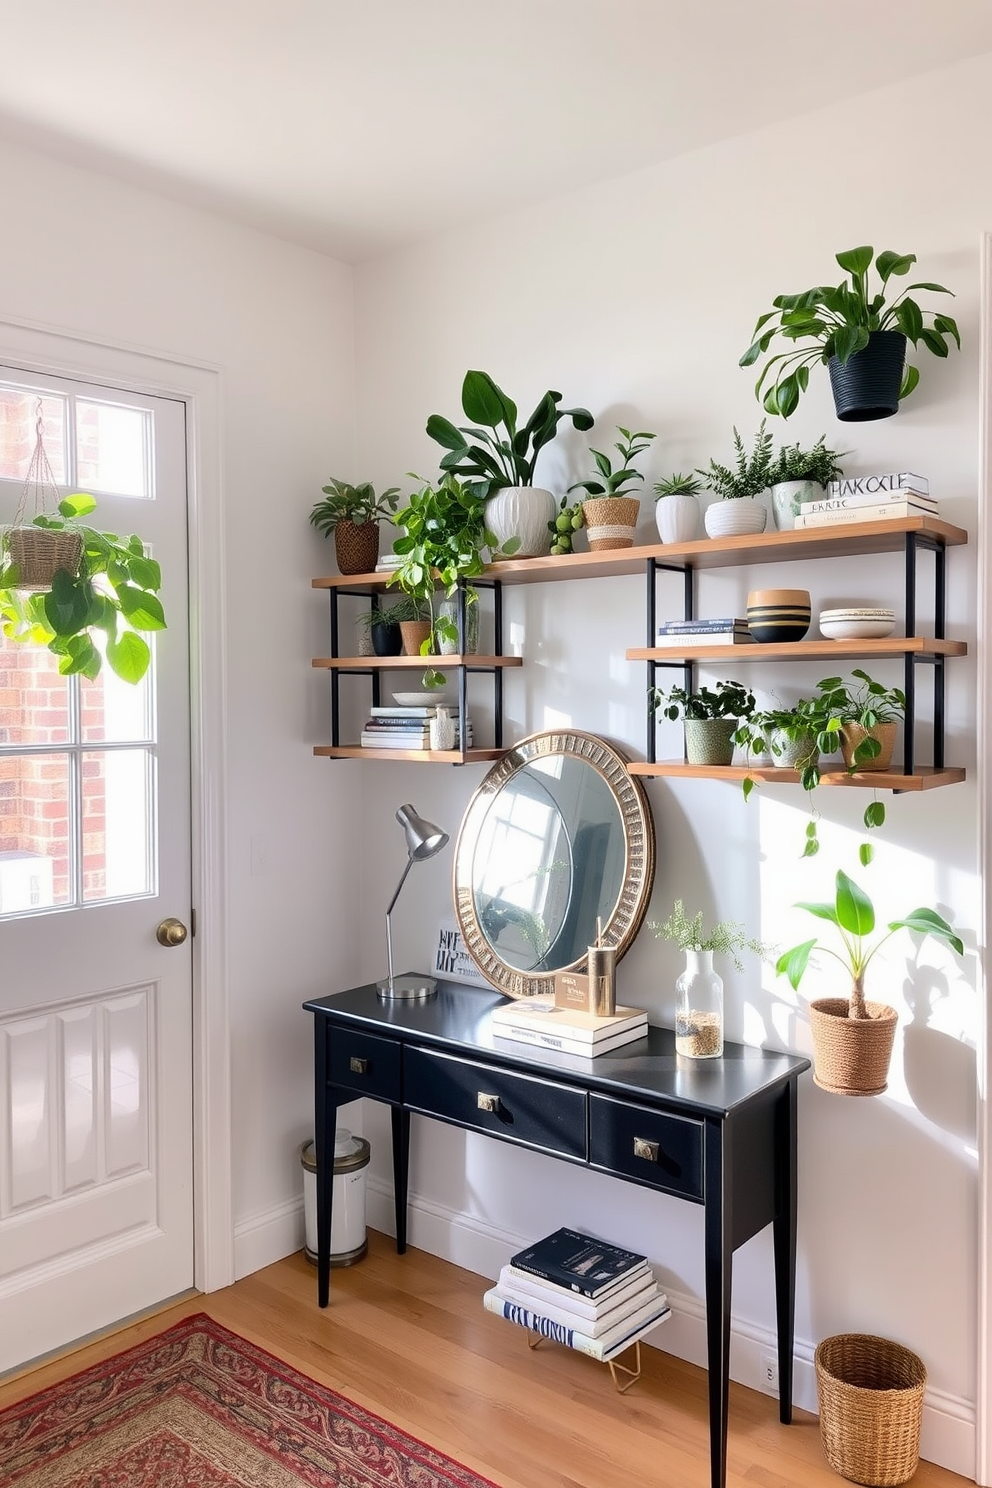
{"left": 818, "top": 610, "right": 896, "bottom": 640}
{"left": 392, "top": 689, "right": 452, "bottom": 707}
{"left": 746, "top": 588, "right": 811, "bottom": 644}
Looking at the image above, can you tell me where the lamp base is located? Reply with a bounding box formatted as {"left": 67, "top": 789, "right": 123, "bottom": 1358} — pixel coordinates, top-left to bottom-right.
{"left": 377, "top": 973, "right": 438, "bottom": 1001}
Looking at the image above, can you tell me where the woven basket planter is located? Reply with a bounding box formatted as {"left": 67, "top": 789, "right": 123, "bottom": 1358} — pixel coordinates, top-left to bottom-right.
{"left": 581, "top": 496, "right": 640, "bottom": 551}
{"left": 333, "top": 519, "right": 380, "bottom": 575}
{"left": 6, "top": 527, "right": 83, "bottom": 589}
{"left": 840, "top": 722, "right": 897, "bottom": 772}
{"left": 399, "top": 620, "right": 432, "bottom": 656}
{"left": 809, "top": 998, "right": 898, "bottom": 1096}
{"left": 815, "top": 1333, "right": 926, "bottom": 1486}
{"left": 683, "top": 719, "right": 737, "bottom": 767}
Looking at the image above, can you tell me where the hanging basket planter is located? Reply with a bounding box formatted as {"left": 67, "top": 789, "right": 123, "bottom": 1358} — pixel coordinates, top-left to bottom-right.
{"left": 815, "top": 1333, "right": 926, "bottom": 1486}
{"left": 828, "top": 330, "right": 907, "bottom": 422}
{"left": 4, "top": 526, "right": 83, "bottom": 589}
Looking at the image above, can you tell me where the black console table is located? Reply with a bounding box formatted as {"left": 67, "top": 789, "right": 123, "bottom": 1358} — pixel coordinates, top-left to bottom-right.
{"left": 303, "top": 981, "right": 810, "bottom": 1488}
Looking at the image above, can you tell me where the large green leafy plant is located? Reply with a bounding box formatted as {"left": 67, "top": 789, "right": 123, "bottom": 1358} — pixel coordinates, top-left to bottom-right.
{"left": 308, "top": 477, "right": 400, "bottom": 533}
{"left": 740, "top": 246, "right": 960, "bottom": 418}
{"left": 427, "top": 370, "right": 594, "bottom": 497}
{"left": 0, "top": 493, "right": 166, "bottom": 682}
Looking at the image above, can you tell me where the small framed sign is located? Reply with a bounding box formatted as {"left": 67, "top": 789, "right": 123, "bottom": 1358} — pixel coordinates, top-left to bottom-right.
{"left": 434, "top": 918, "right": 490, "bottom": 987}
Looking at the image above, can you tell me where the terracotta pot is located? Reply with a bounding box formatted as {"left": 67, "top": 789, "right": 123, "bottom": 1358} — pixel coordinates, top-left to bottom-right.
{"left": 334, "top": 519, "right": 379, "bottom": 575}
{"left": 399, "top": 620, "right": 432, "bottom": 656}
{"left": 840, "top": 721, "right": 897, "bottom": 772}
{"left": 809, "top": 997, "right": 898, "bottom": 1096}
{"left": 581, "top": 496, "right": 640, "bottom": 551}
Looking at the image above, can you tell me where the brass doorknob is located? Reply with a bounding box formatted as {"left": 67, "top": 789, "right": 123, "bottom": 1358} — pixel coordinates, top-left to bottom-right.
{"left": 157, "top": 917, "right": 188, "bottom": 947}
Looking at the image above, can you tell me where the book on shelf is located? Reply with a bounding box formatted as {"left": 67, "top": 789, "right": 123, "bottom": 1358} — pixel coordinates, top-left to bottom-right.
{"left": 359, "top": 733, "right": 471, "bottom": 750}
{"left": 482, "top": 1286, "right": 671, "bottom": 1361}
{"left": 362, "top": 721, "right": 473, "bottom": 736}
{"left": 827, "top": 471, "right": 929, "bottom": 497}
{"left": 800, "top": 488, "right": 937, "bottom": 516}
{"left": 654, "top": 631, "right": 754, "bottom": 647}
{"left": 510, "top": 1227, "right": 647, "bottom": 1298}
{"left": 656, "top": 617, "right": 748, "bottom": 632}
{"left": 492, "top": 1021, "right": 646, "bottom": 1057}
{"left": 374, "top": 554, "right": 403, "bottom": 571}
{"left": 497, "top": 1263, "right": 659, "bottom": 1324}
{"left": 369, "top": 705, "right": 464, "bottom": 718}
{"left": 794, "top": 501, "right": 935, "bottom": 529}
{"left": 490, "top": 1000, "right": 646, "bottom": 1044}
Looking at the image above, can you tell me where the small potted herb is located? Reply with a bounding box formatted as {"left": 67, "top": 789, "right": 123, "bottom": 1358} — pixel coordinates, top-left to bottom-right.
{"left": 568, "top": 425, "right": 656, "bottom": 551}
{"left": 740, "top": 245, "right": 960, "bottom": 421}
{"left": 653, "top": 472, "right": 703, "bottom": 544}
{"left": 696, "top": 422, "right": 774, "bottom": 538}
{"left": 768, "top": 437, "right": 848, "bottom": 531}
{"left": 309, "top": 477, "right": 400, "bottom": 575}
{"left": 650, "top": 679, "right": 755, "bottom": 766}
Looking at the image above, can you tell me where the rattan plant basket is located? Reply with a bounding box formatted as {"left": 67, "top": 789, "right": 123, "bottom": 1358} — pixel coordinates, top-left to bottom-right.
{"left": 5, "top": 527, "right": 83, "bottom": 589}
{"left": 809, "top": 998, "right": 898, "bottom": 1097}
{"left": 334, "top": 519, "right": 380, "bottom": 575}
{"left": 815, "top": 1333, "right": 926, "bottom": 1486}
{"left": 581, "top": 496, "right": 640, "bottom": 551}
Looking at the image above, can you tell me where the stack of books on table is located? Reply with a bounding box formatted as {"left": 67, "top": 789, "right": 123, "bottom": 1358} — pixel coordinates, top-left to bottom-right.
{"left": 483, "top": 1227, "right": 671, "bottom": 1362}
{"left": 360, "top": 705, "right": 473, "bottom": 751}
{"left": 655, "top": 617, "right": 753, "bottom": 647}
{"left": 490, "top": 998, "right": 647, "bottom": 1057}
{"left": 794, "top": 471, "right": 937, "bottom": 528}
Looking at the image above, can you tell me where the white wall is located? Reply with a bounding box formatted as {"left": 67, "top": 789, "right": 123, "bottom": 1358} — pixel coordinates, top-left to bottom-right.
{"left": 352, "top": 53, "right": 990, "bottom": 1474}
{"left": 0, "top": 138, "right": 363, "bottom": 1275}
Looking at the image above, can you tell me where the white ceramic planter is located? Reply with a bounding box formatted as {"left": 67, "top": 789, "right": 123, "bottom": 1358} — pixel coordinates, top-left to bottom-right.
{"left": 704, "top": 500, "right": 768, "bottom": 539}
{"left": 655, "top": 494, "right": 700, "bottom": 544}
{"left": 485, "top": 486, "right": 556, "bottom": 558}
{"left": 771, "top": 479, "right": 823, "bottom": 531}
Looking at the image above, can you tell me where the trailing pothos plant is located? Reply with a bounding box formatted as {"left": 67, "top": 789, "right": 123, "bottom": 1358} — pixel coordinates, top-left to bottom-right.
{"left": 0, "top": 493, "right": 166, "bottom": 683}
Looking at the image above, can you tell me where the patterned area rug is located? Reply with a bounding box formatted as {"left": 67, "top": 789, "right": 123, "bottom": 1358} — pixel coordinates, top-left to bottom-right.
{"left": 2, "top": 1312, "right": 500, "bottom": 1487}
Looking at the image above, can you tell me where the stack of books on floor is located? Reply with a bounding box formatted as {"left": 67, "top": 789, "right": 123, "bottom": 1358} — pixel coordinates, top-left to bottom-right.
{"left": 490, "top": 998, "right": 647, "bottom": 1057}
{"left": 655, "top": 616, "right": 753, "bottom": 646}
{"left": 360, "top": 705, "right": 473, "bottom": 750}
{"left": 794, "top": 471, "right": 937, "bottom": 528}
{"left": 483, "top": 1227, "right": 671, "bottom": 1362}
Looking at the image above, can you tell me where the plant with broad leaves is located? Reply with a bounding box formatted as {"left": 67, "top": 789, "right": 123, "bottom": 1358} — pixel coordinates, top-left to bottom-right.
{"left": 733, "top": 695, "right": 843, "bottom": 857}
{"left": 650, "top": 679, "right": 755, "bottom": 722}
{"left": 697, "top": 422, "right": 774, "bottom": 500}
{"left": 568, "top": 425, "right": 656, "bottom": 499}
{"left": 812, "top": 670, "right": 906, "bottom": 864}
{"left": 0, "top": 493, "right": 166, "bottom": 683}
{"left": 651, "top": 899, "right": 769, "bottom": 973}
{"left": 740, "top": 245, "right": 960, "bottom": 419}
{"left": 776, "top": 868, "right": 963, "bottom": 1020}
{"left": 426, "top": 370, "right": 594, "bottom": 498}
{"left": 309, "top": 478, "right": 400, "bottom": 533}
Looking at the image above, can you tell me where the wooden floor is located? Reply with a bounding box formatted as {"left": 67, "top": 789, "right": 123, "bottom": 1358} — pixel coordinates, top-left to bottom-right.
{"left": 0, "top": 1231, "right": 973, "bottom": 1488}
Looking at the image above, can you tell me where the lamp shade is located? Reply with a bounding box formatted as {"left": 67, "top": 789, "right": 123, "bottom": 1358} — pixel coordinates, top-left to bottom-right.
{"left": 396, "top": 804, "right": 448, "bottom": 861}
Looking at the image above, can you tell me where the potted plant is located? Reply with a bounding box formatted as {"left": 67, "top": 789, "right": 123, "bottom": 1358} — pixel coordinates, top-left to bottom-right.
{"left": 548, "top": 497, "right": 585, "bottom": 555}
{"left": 768, "top": 436, "right": 848, "bottom": 531}
{"left": 0, "top": 492, "right": 166, "bottom": 683}
{"left": 426, "top": 370, "right": 594, "bottom": 557}
{"left": 568, "top": 425, "right": 656, "bottom": 550}
{"left": 651, "top": 899, "right": 768, "bottom": 1058}
{"left": 355, "top": 602, "right": 404, "bottom": 657}
{"left": 650, "top": 679, "right": 755, "bottom": 766}
{"left": 696, "top": 422, "right": 774, "bottom": 538}
{"left": 733, "top": 695, "right": 842, "bottom": 856}
{"left": 740, "top": 245, "right": 961, "bottom": 422}
{"left": 777, "top": 868, "right": 963, "bottom": 1095}
{"left": 653, "top": 472, "right": 703, "bottom": 544}
{"left": 309, "top": 477, "right": 400, "bottom": 575}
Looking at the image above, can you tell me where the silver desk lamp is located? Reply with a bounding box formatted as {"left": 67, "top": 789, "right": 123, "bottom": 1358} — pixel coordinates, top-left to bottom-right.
{"left": 377, "top": 804, "right": 449, "bottom": 1001}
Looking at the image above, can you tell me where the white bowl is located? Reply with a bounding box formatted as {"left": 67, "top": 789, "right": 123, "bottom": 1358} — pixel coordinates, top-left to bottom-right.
{"left": 820, "top": 606, "right": 895, "bottom": 620}
{"left": 818, "top": 614, "right": 897, "bottom": 640}
{"left": 392, "top": 689, "right": 452, "bottom": 707}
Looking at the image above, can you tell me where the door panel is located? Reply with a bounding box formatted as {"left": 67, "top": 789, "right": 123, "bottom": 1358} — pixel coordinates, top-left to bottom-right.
{"left": 0, "top": 367, "right": 192, "bottom": 1371}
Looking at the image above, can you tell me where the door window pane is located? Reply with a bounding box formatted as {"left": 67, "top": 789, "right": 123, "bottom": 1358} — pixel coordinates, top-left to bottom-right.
{"left": 81, "top": 658, "right": 153, "bottom": 744}
{"left": 75, "top": 400, "right": 151, "bottom": 499}
{"left": 0, "top": 752, "right": 71, "bottom": 912}
{"left": 0, "top": 390, "right": 66, "bottom": 485}
{"left": 82, "top": 748, "right": 154, "bottom": 902}
{"left": 0, "top": 631, "right": 70, "bottom": 745}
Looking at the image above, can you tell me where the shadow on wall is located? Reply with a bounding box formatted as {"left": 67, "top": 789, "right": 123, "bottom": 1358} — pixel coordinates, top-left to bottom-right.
{"left": 901, "top": 951, "right": 977, "bottom": 1143}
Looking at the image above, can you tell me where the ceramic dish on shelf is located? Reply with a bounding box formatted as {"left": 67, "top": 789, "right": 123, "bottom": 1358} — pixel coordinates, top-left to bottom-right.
{"left": 818, "top": 607, "right": 896, "bottom": 640}
{"left": 392, "top": 689, "right": 452, "bottom": 707}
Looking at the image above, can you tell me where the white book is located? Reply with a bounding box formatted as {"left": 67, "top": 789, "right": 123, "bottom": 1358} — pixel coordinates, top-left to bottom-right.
{"left": 482, "top": 1287, "right": 671, "bottom": 1361}
{"left": 654, "top": 632, "right": 754, "bottom": 647}
{"left": 504, "top": 1259, "right": 652, "bottom": 1307}
{"left": 490, "top": 1000, "right": 647, "bottom": 1044}
{"left": 827, "top": 472, "right": 928, "bottom": 497}
{"left": 655, "top": 617, "right": 747, "bottom": 631}
{"left": 369, "top": 705, "right": 465, "bottom": 717}
{"left": 795, "top": 502, "right": 934, "bottom": 529}
{"left": 498, "top": 1264, "right": 658, "bottom": 1322}
{"left": 492, "top": 1022, "right": 647, "bottom": 1058}
{"left": 800, "top": 488, "right": 936, "bottom": 515}
{"left": 359, "top": 733, "right": 471, "bottom": 750}
{"left": 493, "top": 1277, "right": 665, "bottom": 1337}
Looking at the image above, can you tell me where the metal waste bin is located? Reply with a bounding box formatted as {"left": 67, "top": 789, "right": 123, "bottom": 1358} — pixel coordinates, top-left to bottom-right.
{"left": 301, "top": 1129, "right": 370, "bottom": 1267}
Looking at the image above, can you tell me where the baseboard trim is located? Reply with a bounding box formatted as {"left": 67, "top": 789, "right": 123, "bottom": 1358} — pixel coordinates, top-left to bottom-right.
{"left": 233, "top": 1197, "right": 304, "bottom": 1281}
{"left": 366, "top": 1179, "right": 976, "bottom": 1480}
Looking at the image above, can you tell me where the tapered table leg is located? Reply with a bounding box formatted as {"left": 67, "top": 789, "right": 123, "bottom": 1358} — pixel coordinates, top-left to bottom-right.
{"left": 704, "top": 1120, "right": 733, "bottom": 1488}
{"left": 773, "top": 1077, "right": 799, "bottom": 1423}
{"left": 391, "top": 1106, "right": 410, "bottom": 1254}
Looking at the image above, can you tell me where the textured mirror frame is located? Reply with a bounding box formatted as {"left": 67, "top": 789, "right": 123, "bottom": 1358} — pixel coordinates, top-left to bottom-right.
{"left": 452, "top": 730, "right": 656, "bottom": 998}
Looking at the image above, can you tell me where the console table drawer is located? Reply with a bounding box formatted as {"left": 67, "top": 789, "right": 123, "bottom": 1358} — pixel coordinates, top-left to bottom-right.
{"left": 404, "top": 1047, "right": 587, "bottom": 1160}
{"left": 327, "top": 1027, "right": 402, "bottom": 1101}
{"left": 590, "top": 1094, "right": 703, "bottom": 1200}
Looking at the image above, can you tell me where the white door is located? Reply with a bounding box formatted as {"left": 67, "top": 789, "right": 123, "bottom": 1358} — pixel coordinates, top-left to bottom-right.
{"left": 0, "top": 368, "right": 192, "bottom": 1371}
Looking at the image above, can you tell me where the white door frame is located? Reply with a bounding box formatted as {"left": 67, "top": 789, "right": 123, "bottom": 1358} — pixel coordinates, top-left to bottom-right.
{"left": 977, "top": 232, "right": 991, "bottom": 1488}
{"left": 0, "top": 313, "right": 233, "bottom": 1301}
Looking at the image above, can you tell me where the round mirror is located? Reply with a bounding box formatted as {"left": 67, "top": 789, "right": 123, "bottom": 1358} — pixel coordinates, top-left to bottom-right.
{"left": 453, "top": 731, "right": 655, "bottom": 997}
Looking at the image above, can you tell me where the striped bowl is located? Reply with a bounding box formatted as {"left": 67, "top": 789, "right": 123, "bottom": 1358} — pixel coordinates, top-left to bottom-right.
{"left": 746, "top": 588, "right": 811, "bottom": 643}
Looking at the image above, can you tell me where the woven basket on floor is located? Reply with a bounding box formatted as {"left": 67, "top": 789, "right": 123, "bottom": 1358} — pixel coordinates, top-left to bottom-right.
{"left": 809, "top": 998, "right": 898, "bottom": 1097}
{"left": 5, "top": 527, "right": 83, "bottom": 588}
{"left": 334, "top": 519, "right": 380, "bottom": 575}
{"left": 815, "top": 1333, "right": 926, "bottom": 1486}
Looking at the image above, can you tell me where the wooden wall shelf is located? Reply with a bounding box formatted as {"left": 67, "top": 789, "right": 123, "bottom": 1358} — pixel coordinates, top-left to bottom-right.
{"left": 627, "top": 762, "right": 966, "bottom": 791}
{"left": 628, "top": 637, "right": 967, "bottom": 664}
{"left": 312, "top": 654, "right": 521, "bottom": 671}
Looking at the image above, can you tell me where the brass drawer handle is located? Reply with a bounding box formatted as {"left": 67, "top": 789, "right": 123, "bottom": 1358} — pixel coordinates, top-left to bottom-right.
{"left": 350, "top": 1056, "right": 369, "bottom": 1075}
{"left": 477, "top": 1092, "right": 501, "bottom": 1113}
{"left": 633, "top": 1137, "right": 660, "bottom": 1162}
